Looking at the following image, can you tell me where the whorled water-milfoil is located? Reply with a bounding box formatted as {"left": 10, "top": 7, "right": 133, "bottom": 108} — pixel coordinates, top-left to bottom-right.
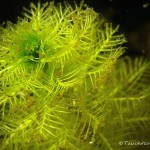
{"left": 0, "top": 1, "right": 150, "bottom": 150}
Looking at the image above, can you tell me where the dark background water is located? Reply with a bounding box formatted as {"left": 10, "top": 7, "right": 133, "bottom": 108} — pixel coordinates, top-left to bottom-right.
{"left": 0, "top": 0, "right": 150, "bottom": 58}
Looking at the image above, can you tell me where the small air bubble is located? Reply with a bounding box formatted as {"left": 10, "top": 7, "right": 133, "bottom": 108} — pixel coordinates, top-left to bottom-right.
{"left": 89, "top": 141, "right": 93, "bottom": 144}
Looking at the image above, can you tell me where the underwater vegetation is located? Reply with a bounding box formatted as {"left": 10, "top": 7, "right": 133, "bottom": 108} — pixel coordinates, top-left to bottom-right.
{"left": 0, "top": 1, "right": 150, "bottom": 150}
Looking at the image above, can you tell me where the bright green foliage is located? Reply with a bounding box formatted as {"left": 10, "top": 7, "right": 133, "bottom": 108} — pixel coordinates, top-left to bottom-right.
{"left": 0, "top": 1, "right": 150, "bottom": 150}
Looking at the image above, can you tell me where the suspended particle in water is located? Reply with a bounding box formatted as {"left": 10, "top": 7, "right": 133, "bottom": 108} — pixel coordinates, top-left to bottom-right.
{"left": 142, "top": 3, "right": 149, "bottom": 8}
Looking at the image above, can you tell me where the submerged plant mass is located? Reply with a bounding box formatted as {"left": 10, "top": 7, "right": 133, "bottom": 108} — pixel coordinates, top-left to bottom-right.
{"left": 0, "top": 1, "right": 150, "bottom": 150}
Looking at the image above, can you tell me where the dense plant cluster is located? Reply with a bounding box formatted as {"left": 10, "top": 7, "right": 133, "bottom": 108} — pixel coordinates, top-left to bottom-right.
{"left": 0, "top": 1, "right": 150, "bottom": 150}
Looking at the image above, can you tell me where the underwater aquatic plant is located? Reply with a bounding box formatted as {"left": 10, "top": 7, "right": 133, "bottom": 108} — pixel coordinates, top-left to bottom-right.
{"left": 0, "top": 1, "right": 150, "bottom": 150}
